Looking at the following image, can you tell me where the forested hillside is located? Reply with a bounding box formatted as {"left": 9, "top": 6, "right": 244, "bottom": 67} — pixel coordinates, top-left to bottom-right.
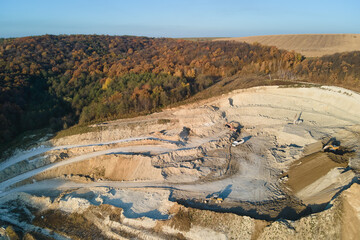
{"left": 294, "top": 51, "right": 360, "bottom": 89}
{"left": 0, "top": 35, "right": 359, "bottom": 145}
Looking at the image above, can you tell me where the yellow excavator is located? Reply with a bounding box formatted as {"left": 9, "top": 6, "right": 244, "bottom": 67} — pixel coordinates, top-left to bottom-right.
{"left": 323, "top": 138, "right": 341, "bottom": 152}
{"left": 323, "top": 144, "right": 340, "bottom": 151}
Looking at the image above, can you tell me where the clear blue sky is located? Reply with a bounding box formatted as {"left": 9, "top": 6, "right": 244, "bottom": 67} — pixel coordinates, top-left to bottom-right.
{"left": 0, "top": 0, "right": 359, "bottom": 38}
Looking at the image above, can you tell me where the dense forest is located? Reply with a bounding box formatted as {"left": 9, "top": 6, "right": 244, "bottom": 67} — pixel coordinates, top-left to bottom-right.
{"left": 0, "top": 35, "right": 359, "bottom": 145}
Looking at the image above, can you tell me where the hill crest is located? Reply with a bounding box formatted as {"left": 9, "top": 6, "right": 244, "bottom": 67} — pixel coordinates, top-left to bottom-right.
{"left": 216, "top": 34, "right": 360, "bottom": 57}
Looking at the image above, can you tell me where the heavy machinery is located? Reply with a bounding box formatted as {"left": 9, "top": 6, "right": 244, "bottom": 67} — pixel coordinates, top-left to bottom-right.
{"left": 225, "top": 122, "right": 237, "bottom": 132}
{"left": 225, "top": 121, "right": 242, "bottom": 142}
{"left": 204, "top": 196, "right": 223, "bottom": 204}
{"left": 323, "top": 138, "right": 341, "bottom": 152}
{"left": 232, "top": 138, "right": 245, "bottom": 147}
{"left": 293, "top": 112, "right": 304, "bottom": 124}
{"left": 323, "top": 144, "right": 340, "bottom": 151}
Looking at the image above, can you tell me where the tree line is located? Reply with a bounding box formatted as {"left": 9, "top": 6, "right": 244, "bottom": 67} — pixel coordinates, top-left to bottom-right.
{"left": 0, "top": 35, "right": 359, "bottom": 145}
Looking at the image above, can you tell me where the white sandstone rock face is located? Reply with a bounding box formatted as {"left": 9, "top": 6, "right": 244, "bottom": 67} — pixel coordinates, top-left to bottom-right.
{"left": 1, "top": 85, "right": 360, "bottom": 239}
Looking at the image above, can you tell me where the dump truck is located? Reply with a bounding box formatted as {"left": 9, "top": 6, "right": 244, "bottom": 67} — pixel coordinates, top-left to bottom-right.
{"left": 232, "top": 138, "right": 245, "bottom": 147}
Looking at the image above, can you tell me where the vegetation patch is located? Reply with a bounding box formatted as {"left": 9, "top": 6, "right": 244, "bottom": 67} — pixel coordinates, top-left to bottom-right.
{"left": 278, "top": 82, "right": 321, "bottom": 88}
{"left": 5, "top": 225, "right": 20, "bottom": 240}
{"left": 53, "top": 125, "right": 100, "bottom": 139}
{"left": 157, "top": 119, "right": 171, "bottom": 124}
{"left": 1, "top": 35, "right": 360, "bottom": 145}
{"left": 0, "top": 128, "right": 52, "bottom": 162}
{"left": 168, "top": 207, "right": 193, "bottom": 231}
{"left": 33, "top": 209, "right": 105, "bottom": 240}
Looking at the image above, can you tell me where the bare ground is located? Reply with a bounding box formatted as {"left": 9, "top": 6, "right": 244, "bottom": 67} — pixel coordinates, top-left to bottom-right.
{"left": 215, "top": 34, "right": 360, "bottom": 57}
{"left": 285, "top": 152, "right": 348, "bottom": 193}
{"left": 1, "top": 184, "right": 359, "bottom": 239}
{"left": 0, "top": 85, "right": 360, "bottom": 238}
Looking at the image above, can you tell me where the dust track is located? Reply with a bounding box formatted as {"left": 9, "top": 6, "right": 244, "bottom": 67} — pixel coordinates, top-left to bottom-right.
{"left": 1, "top": 85, "right": 360, "bottom": 220}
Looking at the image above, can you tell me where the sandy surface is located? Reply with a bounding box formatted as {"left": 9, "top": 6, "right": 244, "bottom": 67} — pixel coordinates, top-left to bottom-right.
{"left": 286, "top": 152, "right": 348, "bottom": 193}
{"left": 215, "top": 34, "right": 360, "bottom": 57}
{"left": 1, "top": 184, "right": 359, "bottom": 239}
{"left": 1, "top": 85, "right": 360, "bottom": 220}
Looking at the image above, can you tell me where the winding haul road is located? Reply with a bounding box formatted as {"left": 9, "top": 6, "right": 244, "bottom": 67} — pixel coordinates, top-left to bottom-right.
{"left": 0, "top": 136, "right": 185, "bottom": 192}
{"left": 0, "top": 130, "right": 278, "bottom": 204}
{"left": 0, "top": 132, "right": 230, "bottom": 195}
{"left": 1, "top": 86, "right": 359, "bottom": 206}
{"left": 0, "top": 136, "right": 183, "bottom": 171}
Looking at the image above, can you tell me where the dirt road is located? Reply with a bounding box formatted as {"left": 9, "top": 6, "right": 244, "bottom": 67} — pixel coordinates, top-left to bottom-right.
{"left": 1, "top": 85, "right": 359, "bottom": 219}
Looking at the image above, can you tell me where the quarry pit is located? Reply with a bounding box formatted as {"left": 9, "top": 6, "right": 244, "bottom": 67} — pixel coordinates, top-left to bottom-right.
{"left": 1, "top": 85, "right": 360, "bottom": 239}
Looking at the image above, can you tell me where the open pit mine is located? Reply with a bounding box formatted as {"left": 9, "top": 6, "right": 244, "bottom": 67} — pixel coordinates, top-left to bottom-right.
{"left": 1, "top": 85, "right": 360, "bottom": 239}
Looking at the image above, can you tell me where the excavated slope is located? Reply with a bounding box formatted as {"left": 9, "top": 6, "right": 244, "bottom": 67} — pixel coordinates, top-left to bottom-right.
{"left": 0, "top": 85, "right": 360, "bottom": 238}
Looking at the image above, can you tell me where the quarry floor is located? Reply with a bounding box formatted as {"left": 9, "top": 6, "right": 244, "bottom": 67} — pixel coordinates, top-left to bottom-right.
{"left": 1, "top": 85, "right": 360, "bottom": 239}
